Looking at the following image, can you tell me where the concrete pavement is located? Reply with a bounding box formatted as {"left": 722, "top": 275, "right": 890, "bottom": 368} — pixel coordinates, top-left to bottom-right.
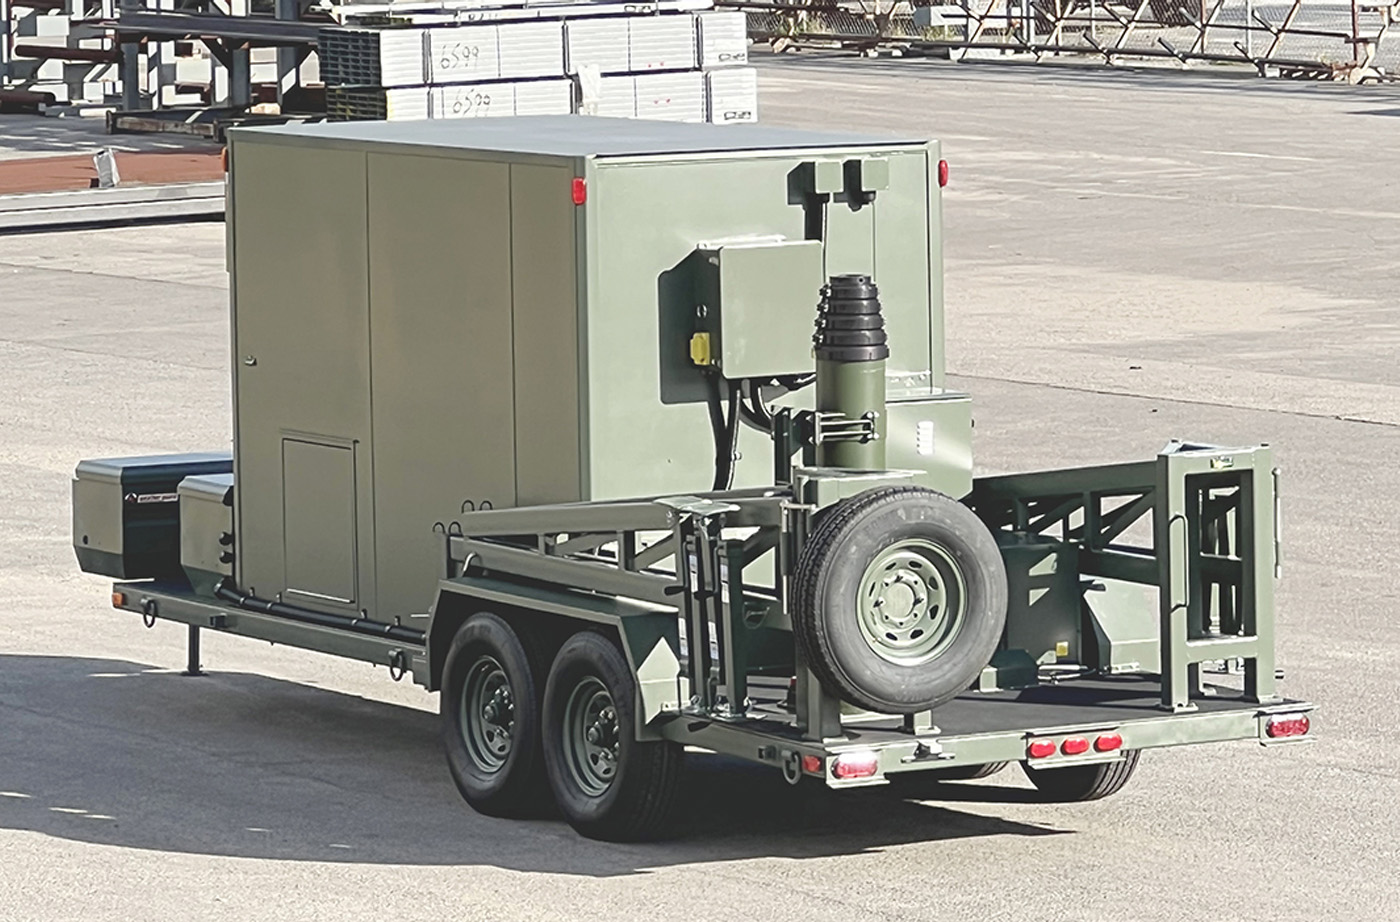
{"left": 2, "top": 57, "right": 1397, "bottom": 921}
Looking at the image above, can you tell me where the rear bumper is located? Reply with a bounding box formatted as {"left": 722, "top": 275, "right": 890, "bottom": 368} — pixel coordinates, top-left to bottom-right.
{"left": 662, "top": 677, "right": 1314, "bottom": 788}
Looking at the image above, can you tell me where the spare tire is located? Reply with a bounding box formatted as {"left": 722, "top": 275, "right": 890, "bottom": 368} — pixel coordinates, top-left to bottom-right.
{"left": 792, "top": 486, "right": 1007, "bottom": 713}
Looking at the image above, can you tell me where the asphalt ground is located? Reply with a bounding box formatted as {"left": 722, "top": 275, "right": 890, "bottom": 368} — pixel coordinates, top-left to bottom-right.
{"left": 2, "top": 58, "right": 1399, "bottom": 921}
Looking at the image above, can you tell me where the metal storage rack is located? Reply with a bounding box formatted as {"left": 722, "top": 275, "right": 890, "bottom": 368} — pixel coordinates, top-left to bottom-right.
{"left": 2, "top": 0, "right": 758, "bottom": 126}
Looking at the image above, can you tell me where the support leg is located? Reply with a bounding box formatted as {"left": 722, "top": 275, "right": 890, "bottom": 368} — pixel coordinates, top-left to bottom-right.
{"left": 182, "top": 624, "right": 205, "bottom": 676}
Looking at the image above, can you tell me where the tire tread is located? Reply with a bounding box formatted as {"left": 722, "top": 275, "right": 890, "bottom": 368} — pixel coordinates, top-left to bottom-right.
{"left": 1023, "top": 749, "right": 1141, "bottom": 802}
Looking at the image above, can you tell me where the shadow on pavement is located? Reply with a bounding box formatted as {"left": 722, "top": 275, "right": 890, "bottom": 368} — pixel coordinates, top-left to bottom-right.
{"left": 0, "top": 654, "right": 1065, "bottom": 875}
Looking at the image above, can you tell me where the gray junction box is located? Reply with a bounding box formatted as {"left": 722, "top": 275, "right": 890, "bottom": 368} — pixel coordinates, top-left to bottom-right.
{"left": 226, "top": 116, "right": 959, "bottom": 624}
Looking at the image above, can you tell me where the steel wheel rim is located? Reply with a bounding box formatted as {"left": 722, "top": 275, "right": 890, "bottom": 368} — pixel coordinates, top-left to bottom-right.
{"left": 562, "top": 676, "right": 619, "bottom": 797}
{"left": 461, "top": 655, "right": 514, "bottom": 773}
{"left": 856, "top": 538, "right": 967, "bottom": 666}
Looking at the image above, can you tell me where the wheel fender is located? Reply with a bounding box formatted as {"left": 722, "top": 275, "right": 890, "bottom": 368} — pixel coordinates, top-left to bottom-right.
{"left": 427, "top": 577, "right": 684, "bottom": 738}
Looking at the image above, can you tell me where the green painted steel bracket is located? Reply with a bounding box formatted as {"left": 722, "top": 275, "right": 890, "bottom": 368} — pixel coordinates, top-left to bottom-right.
{"left": 968, "top": 440, "right": 1283, "bottom": 714}
{"left": 793, "top": 466, "right": 919, "bottom": 511}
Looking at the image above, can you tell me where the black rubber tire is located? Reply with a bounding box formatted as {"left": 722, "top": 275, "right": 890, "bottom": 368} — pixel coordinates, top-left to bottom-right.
{"left": 542, "top": 631, "right": 683, "bottom": 842}
{"left": 1022, "top": 750, "right": 1142, "bottom": 802}
{"left": 792, "top": 486, "right": 1008, "bottom": 714}
{"left": 441, "top": 612, "right": 547, "bottom": 818}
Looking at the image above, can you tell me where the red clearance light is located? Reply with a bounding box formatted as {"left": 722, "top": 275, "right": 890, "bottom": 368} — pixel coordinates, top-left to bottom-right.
{"left": 938, "top": 159, "right": 949, "bottom": 188}
{"left": 111, "top": 591, "right": 126, "bottom": 608}
{"left": 571, "top": 177, "right": 587, "bottom": 205}
{"left": 832, "top": 750, "right": 879, "bottom": 780}
{"left": 1061, "top": 737, "right": 1090, "bottom": 756}
{"left": 800, "top": 754, "right": 823, "bottom": 775}
{"left": 1266, "top": 714, "right": 1310, "bottom": 739}
{"left": 1027, "top": 739, "right": 1056, "bottom": 759}
{"left": 1095, "top": 733, "right": 1123, "bottom": 753}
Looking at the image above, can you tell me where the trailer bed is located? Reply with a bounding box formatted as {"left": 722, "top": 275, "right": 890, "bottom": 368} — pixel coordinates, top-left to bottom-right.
{"left": 110, "top": 580, "right": 1312, "bottom": 790}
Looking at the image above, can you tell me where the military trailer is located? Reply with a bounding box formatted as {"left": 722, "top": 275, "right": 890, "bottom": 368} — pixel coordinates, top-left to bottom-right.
{"left": 72, "top": 117, "right": 1314, "bottom": 842}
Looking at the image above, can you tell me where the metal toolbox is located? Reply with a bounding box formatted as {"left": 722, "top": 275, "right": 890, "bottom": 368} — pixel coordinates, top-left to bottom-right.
{"left": 72, "top": 452, "right": 232, "bottom": 580}
{"left": 179, "top": 473, "right": 235, "bottom": 598}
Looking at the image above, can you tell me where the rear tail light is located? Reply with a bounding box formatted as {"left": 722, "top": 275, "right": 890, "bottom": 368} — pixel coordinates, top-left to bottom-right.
{"left": 1095, "top": 732, "right": 1123, "bottom": 752}
{"left": 800, "top": 754, "right": 823, "bottom": 775}
{"left": 938, "top": 159, "right": 949, "bottom": 188}
{"left": 832, "top": 750, "right": 879, "bottom": 780}
{"left": 1027, "top": 739, "right": 1056, "bottom": 759}
{"left": 1265, "top": 713, "right": 1310, "bottom": 739}
{"left": 111, "top": 591, "right": 126, "bottom": 608}
{"left": 1061, "top": 737, "right": 1090, "bottom": 756}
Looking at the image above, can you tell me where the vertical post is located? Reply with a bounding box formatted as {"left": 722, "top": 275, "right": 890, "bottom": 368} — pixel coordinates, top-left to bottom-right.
{"left": 1155, "top": 453, "right": 1195, "bottom": 712}
{"left": 1, "top": 0, "right": 11, "bottom": 87}
{"left": 275, "top": 0, "right": 297, "bottom": 104}
{"left": 1245, "top": 0, "right": 1254, "bottom": 57}
{"left": 1242, "top": 453, "right": 1278, "bottom": 703}
{"left": 719, "top": 541, "right": 748, "bottom": 716}
{"left": 182, "top": 624, "right": 204, "bottom": 676}
{"left": 228, "top": 0, "right": 250, "bottom": 108}
{"left": 795, "top": 662, "right": 843, "bottom": 740}
{"left": 1350, "top": 0, "right": 1361, "bottom": 65}
{"left": 119, "top": 0, "right": 143, "bottom": 110}
{"left": 675, "top": 517, "right": 712, "bottom": 712}
{"left": 229, "top": 44, "right": 250, "bottom": 108}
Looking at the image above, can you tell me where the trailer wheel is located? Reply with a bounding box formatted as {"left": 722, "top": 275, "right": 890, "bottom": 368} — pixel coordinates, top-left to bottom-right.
{"left": 793, "top": 486, "right": 1007, "bottom": 713}
{"left": 542, "top": 631, "right": 682, "bottom": 842}
{"left": 442, "top": 612, "right": 546, "bottom": 818}
{"left": 1022, "top": 750, "right": 1141, "bottom": 802}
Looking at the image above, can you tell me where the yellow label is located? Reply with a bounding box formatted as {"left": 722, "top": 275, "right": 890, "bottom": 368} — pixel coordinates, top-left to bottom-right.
{"left": 1055, "top": 640, "right": 1070, "bottom": 658}
{"left": 689, "top": 332, "right": 712, "bottom": 366}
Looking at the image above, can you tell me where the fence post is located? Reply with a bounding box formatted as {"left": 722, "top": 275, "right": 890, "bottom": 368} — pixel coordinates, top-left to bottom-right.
{"left": 1351, "top": 0, "right": 1361, "bottom": 64}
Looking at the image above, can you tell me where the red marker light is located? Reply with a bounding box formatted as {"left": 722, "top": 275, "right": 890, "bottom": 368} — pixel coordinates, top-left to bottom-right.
{"left": 1265, "top": 714, "right": 1310, "bottom": 739}
{"left": 571, "top": 177, "right": 587, "bottom": 205}
{"left": 1094, "top": 732, "right": 1123, "bottom": 753}
{"left": 832, "top": 750, "right": 880, "bottom": 780}
{"left": 800, "top": 754, "right": 823, "bottom": 775}
{"left": 937, "top": 159, "right": 949, "bottom": 188}
{"left": 111, "top": 591, "right": 126, "bottom": 608}
{"left": 1061, "top": 737, "right": 1090, "bottom": 756}
{"left": 1027, "top": 739, "right": 1056, "bottom": 759}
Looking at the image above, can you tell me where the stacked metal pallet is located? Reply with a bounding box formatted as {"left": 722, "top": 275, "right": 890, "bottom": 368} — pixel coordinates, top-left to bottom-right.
{"left": 321, "top": 1, "right": 756, "bottom": 124}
